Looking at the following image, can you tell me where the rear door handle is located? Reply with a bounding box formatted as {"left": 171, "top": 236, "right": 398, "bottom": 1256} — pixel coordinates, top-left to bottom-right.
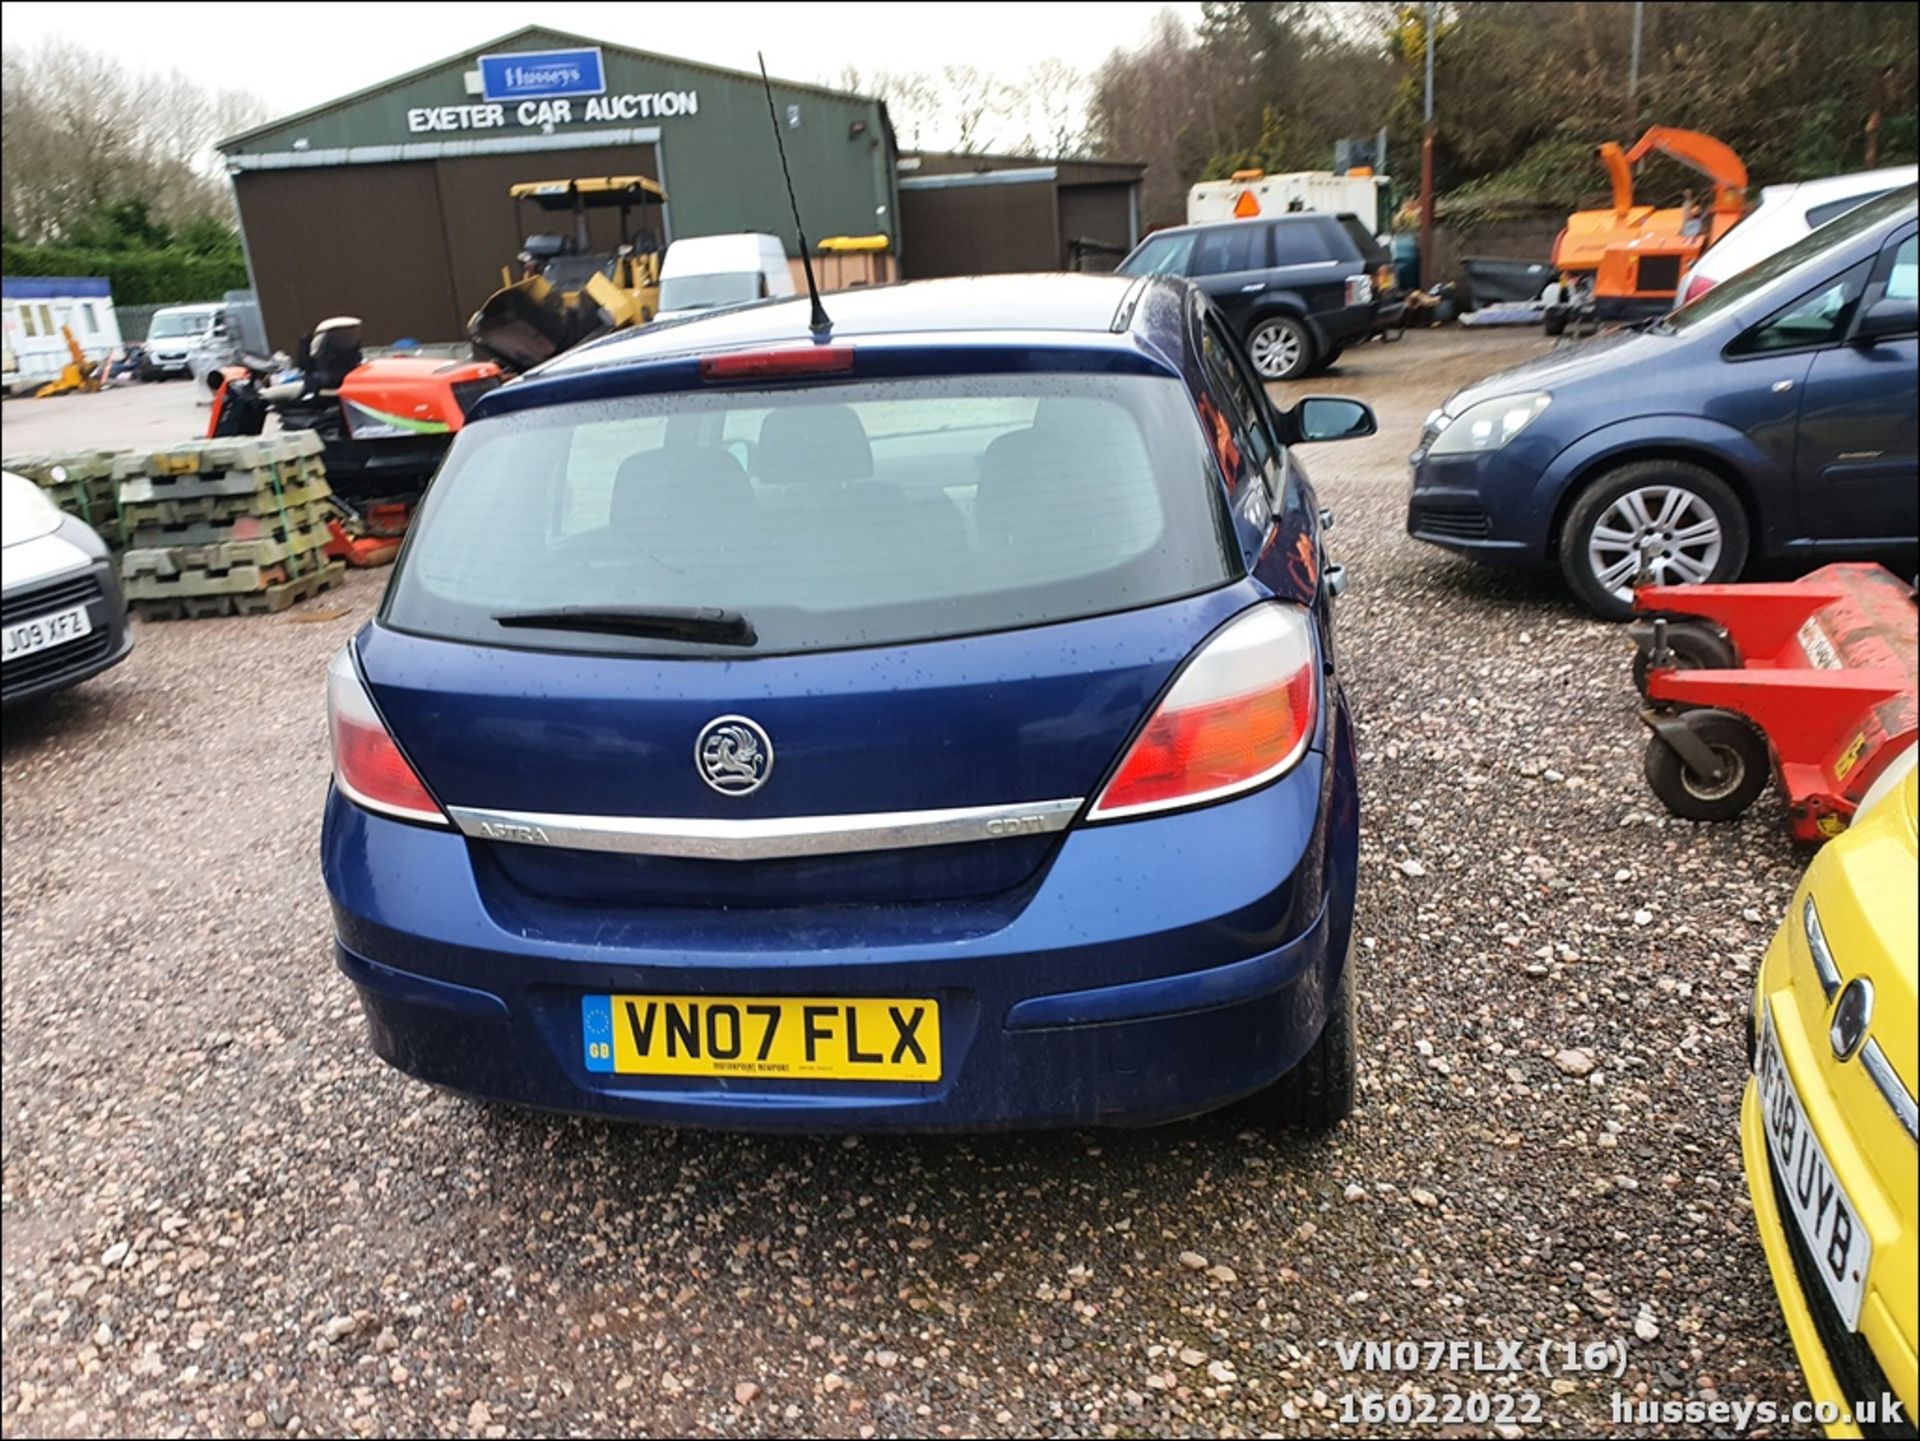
{"left": 1240, "top": 282, "right": 1266, "bottom": 293}
{"left": 1772, "top": 380, "right": 1794, "bottom": 393}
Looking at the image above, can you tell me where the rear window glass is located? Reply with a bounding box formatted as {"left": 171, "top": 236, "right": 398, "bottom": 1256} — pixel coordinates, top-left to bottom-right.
{"left": 1336, "top": 216, "right": 1388, "bottom": 264}
{"left": 383, "top": 373, "right": 1238, "bottom": 657}
{"left": 1806, "top": 190, "right": 1891, "bottom": 231}
{"left": 1189, "top": 226, "right": 1261, "bottom": 276}
{"left": 1270, "top": 222, "right": 1336, "bottom": 266}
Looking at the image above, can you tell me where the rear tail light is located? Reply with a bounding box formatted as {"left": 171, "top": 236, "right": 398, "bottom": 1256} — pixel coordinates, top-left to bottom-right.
{"left": 1345, "top": 275, "right": 1374, "bottom": 306}
{"left": 699, "top": 346, "right": 854, "bottom": 382}
{"left": 1089, "top": 604, "right": 1319, "bottom": 821}
{"left": 1678, "top": 271, "right": 1717, "bottom": 307}
{"left": 327, "top": 647, "right": 448, "bottom": 826}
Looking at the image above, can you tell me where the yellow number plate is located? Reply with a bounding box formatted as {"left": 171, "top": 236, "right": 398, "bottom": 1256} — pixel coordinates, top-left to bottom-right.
{"left": 581, "top": 994, "right": 940, "bottom": 1081}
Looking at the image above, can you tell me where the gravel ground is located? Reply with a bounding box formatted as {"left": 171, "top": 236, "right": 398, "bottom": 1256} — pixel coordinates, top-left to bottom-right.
{"left": 2, "top": 379, "right": 214, "bottom": 455}
{"left": 3, "top": 329, "right": 1812, "bottom": 1438}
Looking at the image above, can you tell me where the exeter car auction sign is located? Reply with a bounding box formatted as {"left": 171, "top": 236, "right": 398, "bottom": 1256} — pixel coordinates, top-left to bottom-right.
{"left": 407, "top": 92, "right": 701, "bottom": 132}
{"left": 478, "top": 48, "right": 607, "bottom": 101}
{"left": 409, "top": 48, "right": 700, "bottom": 134}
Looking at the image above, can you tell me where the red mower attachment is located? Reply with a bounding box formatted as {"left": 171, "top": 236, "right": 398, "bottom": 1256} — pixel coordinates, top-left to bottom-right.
{"left": 324, "top": 499, "right": 412, "bottom": 569}
{"left": 1628, "top": 563, "right": 1917, "bottom": 842}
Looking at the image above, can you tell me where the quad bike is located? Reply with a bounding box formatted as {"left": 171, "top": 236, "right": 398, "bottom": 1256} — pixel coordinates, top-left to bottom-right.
{"left": 468, "top": 175, "right": 667, "bottom": 373}
{"left": 206, "top": 317, "right": 502, "bottom": 559}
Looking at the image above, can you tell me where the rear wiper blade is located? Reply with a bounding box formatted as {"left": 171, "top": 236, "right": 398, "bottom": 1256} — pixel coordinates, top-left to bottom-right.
{"left": 492, "top": 604, "right": 757, "bottom": 645}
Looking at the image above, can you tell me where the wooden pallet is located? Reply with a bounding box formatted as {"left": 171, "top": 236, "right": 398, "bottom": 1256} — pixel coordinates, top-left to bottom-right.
{"left": 110, "top": 431, "right": 323, "bottom": 480}
{"left": 4, "top": 450, "right": 119, "bottom": 486}
{"left": 117, "top": 474, "right": 333, "bottom": 528}
{"left": 126, "top": 501, "right": 333, "bottom": 550}
{"left": 115, "top": 457, "right": 328, "bottom": 505}
{"left": 122, "top": 524, "right": 332, "bottom": 580}
{"left": 131, "top": 561, "right": 345, "bottom": 620}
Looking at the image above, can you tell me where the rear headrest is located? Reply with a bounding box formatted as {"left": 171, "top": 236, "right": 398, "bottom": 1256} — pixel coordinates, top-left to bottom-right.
{"left": 1028, "top": 396, "right": 1110, "bottom": 438}
{"left": 974, "top": 409, "right": 1105, "bottom": 546}
{"left": 757, "top": 404, "right": 873, "bottom": 485}
{"left": 610, "top": 447, "right": 752, "bottom": 533}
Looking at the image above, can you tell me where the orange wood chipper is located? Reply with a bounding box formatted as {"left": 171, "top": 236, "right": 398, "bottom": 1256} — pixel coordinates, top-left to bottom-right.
{"left": 1545, "top": 127, "right": 1749, "bottom": 335}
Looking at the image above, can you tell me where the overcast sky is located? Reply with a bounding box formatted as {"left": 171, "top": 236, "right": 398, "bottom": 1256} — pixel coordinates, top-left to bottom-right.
{"left": 0, "top": 1, "right": 1202, "bottom": 135}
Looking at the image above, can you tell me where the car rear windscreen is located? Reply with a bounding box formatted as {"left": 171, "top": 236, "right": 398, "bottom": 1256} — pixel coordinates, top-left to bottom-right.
{"left": 1334, "top": 217, "right": 1388, "bottom": 264}
{"left": 382, "top": 372, "right": 1239, "bottom": 656}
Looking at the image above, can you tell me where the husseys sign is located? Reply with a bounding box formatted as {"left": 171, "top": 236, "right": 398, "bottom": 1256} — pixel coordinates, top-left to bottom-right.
{"left": 407, "top": 47, "right": 699, "bottom": 133}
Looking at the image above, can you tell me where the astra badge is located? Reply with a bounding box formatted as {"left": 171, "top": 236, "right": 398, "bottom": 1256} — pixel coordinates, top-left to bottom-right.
{"left": 696, "top": 715, "right": 773, "bottom": 796}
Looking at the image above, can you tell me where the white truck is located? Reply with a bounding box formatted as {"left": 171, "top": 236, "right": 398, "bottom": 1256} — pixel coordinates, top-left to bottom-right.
{"left": 655, "top": 234, "right": 797, "bottom": 323}
{"left": 1187, "top": 170, "right": 1391, "bottom": 237}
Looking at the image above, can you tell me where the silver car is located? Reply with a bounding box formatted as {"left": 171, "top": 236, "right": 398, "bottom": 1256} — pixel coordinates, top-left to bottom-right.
{"left": 1, "top": 470, "right": 133, "bottom": 705}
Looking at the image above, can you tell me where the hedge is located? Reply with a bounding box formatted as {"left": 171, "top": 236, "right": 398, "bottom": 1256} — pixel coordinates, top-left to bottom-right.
{"left": 2, "top": 242, "right": 247, "bottom": 305}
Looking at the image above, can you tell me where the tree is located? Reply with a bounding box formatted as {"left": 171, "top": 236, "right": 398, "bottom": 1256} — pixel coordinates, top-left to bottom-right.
{"left": 1384, "top": 1, "right": 1919, "bottom": 219}
{"left": 1088, "top": 4, "right": 1394, "bottom": 227}
{"left": 837, "top": 60, "right": 1091, "bottom": 156}
{"left": 1091, "top": 2, "right": 1916, "bottom": 232}
{"left": 1, "top": 38, "right": 266, "bottom": 244}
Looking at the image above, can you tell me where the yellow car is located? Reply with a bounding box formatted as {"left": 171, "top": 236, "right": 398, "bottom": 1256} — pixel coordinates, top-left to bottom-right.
{"left": 1743, "top": 750, "right": 1918, "bottom": 1438}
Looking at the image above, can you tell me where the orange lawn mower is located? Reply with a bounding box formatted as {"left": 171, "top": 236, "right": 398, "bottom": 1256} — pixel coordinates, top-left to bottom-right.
{"left": 206, "top": 317, "right": 502, "bottom": 566}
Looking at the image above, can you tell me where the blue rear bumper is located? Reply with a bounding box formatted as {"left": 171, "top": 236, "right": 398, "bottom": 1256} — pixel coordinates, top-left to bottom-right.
{"left": 322, "top": 704, "right": 1358, "bottom": 1132}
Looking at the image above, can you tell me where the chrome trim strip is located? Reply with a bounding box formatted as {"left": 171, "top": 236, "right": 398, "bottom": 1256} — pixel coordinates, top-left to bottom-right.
{"left": 447, "top": 797, "right": 1083, "bottom": 861}
{"left": 1801, "top": 896, "right": 1841, "bottom": 998}
{"left": 1861, "top": 1039, "right": 1920, "bottom": 1142}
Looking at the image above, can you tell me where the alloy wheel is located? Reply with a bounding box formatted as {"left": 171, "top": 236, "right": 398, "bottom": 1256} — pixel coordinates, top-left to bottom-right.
{"left": 1248, "top": 322, "right": 1303, "bottom": 380}
{"left": 1585, "top": 485, "right": 1724, "bottom": 603}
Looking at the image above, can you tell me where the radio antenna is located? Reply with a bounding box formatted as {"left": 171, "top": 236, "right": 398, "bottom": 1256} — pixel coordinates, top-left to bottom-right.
{"left": 758, "top": 53, "right": 832, "bottom": 335}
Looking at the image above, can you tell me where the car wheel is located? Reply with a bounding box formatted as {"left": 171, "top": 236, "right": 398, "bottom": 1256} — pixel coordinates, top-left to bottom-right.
{"left": 1240, "top": 944, "right": 1355, "bottom": 1130}
{"left": 1307, "top": 344, "right": 1345, "bottom": 376}
{"left": 1246, "top": 316, "right": 1315, "bottom": 381}
{"left": 1643, "top": 708, "right": 1771, "bottom": 822}
{"left": 1558, "top": 460, "right": 1749, "bottom": 620}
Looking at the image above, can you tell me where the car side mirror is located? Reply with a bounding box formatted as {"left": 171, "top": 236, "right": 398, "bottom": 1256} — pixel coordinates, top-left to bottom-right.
{"left": 1854, "top": 296, "right": 1918, "bottom": 346}
{"left": 1282, "top": 396, "right": 1378, "bottom": 444}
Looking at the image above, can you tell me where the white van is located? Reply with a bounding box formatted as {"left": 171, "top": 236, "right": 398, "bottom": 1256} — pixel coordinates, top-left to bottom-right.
{"left": 655, "top": 234, "right": 796, "bottom": 322}
{"left": 142, "top": 303, "right": 225, "bottom": 379}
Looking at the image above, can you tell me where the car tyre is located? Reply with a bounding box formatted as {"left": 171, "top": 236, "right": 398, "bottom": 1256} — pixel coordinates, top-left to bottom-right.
{"left": 1241, "top": 944, "right": 1356, "bottom": 1130}
{"left": 1307, "top": 344, "right": 1345, "bottom": 375}
{"left": 1643, "top": 708, "right": 1771, "bottom": 822}
{"left": 1246, "top": 315, "right": 1315, "bottom": 381}
{"left": 1559, "top": 460, "right": 1749, "bottom": 620}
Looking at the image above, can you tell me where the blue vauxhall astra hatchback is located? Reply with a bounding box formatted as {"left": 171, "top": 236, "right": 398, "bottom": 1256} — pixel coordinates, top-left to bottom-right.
{"left": 321, "top": 273, "right": 1370, "bottom": 1132}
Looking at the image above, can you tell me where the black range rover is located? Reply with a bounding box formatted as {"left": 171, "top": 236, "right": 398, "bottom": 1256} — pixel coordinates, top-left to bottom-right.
{"left": 1116, "top": 212, "right": 1392, "bottom": 380}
